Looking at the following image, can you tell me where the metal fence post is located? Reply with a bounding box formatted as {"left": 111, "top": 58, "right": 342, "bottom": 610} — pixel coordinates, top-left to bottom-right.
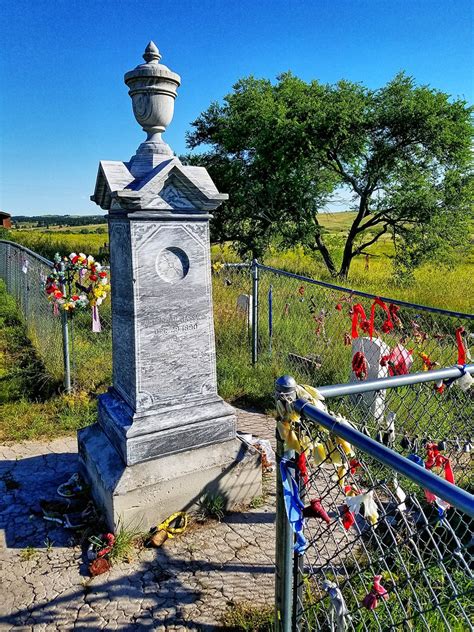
{"left": 59, "top": 261, "right": 72, "bottom": 393}
{"left": 61, "top": 312, "right": 72, "bottom": 392}
{"left": 268, "top": 284, "right": 273, "bottom": 357}
{"left": 275, "top": 375, "right": 298, "bottom": 631}
{"left": 251, "top": 258, "right": 259, "bottom": 365}
{"left": 275, "top": 433, "right": 294, "bottom": 632}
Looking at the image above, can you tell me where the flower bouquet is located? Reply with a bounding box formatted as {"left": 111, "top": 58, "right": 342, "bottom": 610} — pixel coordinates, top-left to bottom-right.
{"left": 45, "top": 252, "right": 110, "bottom": 331}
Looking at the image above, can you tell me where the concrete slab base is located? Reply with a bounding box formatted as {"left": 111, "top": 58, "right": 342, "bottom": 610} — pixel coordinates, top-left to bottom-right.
{"left": 78, "top": 424, "right": 262, "bottom": 531}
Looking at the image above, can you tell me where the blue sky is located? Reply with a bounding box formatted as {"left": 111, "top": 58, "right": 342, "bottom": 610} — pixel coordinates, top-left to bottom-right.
{"left": 0, "top": 0, "right": 472, "bottom": 216}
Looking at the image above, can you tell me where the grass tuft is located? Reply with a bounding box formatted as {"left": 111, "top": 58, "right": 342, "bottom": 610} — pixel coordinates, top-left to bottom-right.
{"left": 221, "top": 601, "right": 274, "bottom": 631}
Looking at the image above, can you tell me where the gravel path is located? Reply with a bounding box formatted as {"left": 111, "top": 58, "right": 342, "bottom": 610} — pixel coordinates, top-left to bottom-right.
{"left": 0, "top": 409, "right": 276, "bottom": 631}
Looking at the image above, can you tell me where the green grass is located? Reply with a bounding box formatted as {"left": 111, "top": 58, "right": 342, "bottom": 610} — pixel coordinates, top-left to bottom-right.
{"left": 4, "top": 229, "right": 109, "bottom": 261}
{"left": 221, "top": 602, "right": 274, "bottom": 631}
{"left": 0, "top": 279, "right": 97, "bottom": 442}
{"left": 1, "top": 219, "right": 472, "bottom": 437}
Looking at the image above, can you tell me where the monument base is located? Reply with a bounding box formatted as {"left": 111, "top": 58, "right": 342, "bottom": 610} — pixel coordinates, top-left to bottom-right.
{"left": 78, "top": 424, "right": 262, "bottom": 531}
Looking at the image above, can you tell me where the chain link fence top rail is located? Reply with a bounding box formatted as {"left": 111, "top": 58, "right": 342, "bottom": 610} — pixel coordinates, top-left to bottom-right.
{"left": 275, "top": 367, "right": 474, "bottom": 632}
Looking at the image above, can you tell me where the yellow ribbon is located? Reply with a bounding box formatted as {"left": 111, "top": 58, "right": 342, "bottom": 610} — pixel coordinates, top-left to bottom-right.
{"left": 157, "top": 512, "right": 188, "bottom": 539}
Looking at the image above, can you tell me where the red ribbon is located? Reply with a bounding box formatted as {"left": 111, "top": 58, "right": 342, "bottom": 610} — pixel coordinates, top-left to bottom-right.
{"left": 362, "top": 575, "right": 388, "bottom": 609}
{"left": 388, "top": 303, "right": 402, "bottom": 328}
{"left": 352, "top": 351, "right": 368, "bottom": 380}
{"left": 342, "top": 505, "right": 355, "bottom": 530}
{"left": 455, "top": 327, "right": 467, "bottom": 365}
{"left": 351, "top": 304, "right": 368, "bottom": 339}
{"left": 369, "top": 298, "right": 394, "bottom": 340}
{"left": 424, "top": 452, "right": 455, "bottom": 504}
{"left": 296, "top": 452, "right": 309, "bottom": 486}
{"left": 302, "top": 499, "right": 331, "bottom": 524}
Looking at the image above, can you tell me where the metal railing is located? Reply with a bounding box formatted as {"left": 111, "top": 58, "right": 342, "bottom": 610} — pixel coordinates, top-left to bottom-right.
{"left": 275, "top": 365, "right": 474, "bottom": 631}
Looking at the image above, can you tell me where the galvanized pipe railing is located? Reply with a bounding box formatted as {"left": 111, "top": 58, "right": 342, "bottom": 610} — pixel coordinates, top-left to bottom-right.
{"left": 317, "top": 363, "right": 474, "bottom": 398}
{"left": 293, "top": 398, "right": 474, "bottom": 519}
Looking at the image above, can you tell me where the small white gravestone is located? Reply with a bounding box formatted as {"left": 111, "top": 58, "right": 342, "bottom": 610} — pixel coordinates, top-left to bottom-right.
{"left": 350, "top": 337, "right": 390, "bottom": 422}
{"left": 237, "top": 293, "right": 253, "bottom": 328}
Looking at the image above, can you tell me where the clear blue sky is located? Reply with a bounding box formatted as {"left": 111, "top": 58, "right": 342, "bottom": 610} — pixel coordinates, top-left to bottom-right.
{"left": 0, "top": 0, "right": 472, "bottom": 216}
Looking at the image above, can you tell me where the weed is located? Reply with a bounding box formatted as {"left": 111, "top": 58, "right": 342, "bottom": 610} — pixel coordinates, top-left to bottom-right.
{"left": 221, "top": 601, "right": 274, "bottom": 631}
{"left": 249, "top": 495, "right": 266, "bottom": 509}
{"left": 44, "top": 537, "right": 54, "bottom": 552}
{"left": 196, "top": 493, "right": 226, "bottom": 522}
{"left": 108, "top": 521, "right": 144, "bottom": 565}
{"left": 20, "top": 546, "right": 38, "bottom": 561}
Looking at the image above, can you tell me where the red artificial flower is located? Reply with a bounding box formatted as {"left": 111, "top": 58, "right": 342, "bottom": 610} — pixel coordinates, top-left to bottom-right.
{"left": 335, "top": 303, "right": 342, "bottom": 311}
{"left": 89, "top": 274, "right": 98, "bottom": 282}
{"left": 349, "top": 458, "right": 361, "bottom": 475}
{"left": 71, "top": 255, "right": 79, "bottom": 264}
{"left": 54, "top": 290, "right": 63, "bottom": 299}
{"left": 89, "top": 557, "right": 110, "bottom": 576}
{"left": 71, "top": 295, "right": 79, "bottom": 301}
{"left": 99, "top": 271, "right": 107, "bottom": 278}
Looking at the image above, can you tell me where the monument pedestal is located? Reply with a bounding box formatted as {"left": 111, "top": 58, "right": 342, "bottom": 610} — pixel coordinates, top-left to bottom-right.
{"left": 79, "top": 424, "right": 261, "bottom": 530}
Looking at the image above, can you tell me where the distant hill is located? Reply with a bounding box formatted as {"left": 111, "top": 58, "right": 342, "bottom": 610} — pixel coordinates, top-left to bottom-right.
{"left": 12, "top": 215, "right": 107, "bottom": 228}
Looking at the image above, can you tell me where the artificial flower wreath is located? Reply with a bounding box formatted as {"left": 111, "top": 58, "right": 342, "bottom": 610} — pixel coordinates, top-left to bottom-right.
{"left": 45, "top": 252, "right": 110, "bottom": 330}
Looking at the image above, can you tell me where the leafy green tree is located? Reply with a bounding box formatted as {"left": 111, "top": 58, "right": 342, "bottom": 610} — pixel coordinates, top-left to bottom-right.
{"left": 186, "top": 73, "right": 473, "bottom": 278}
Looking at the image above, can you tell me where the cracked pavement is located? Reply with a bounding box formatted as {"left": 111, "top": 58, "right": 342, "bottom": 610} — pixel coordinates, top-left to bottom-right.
{"left": 0, "top": 409, "right": 276, "bottom": 631}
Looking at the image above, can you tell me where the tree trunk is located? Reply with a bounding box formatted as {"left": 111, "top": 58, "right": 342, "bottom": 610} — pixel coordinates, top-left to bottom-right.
{"left": 314, "top": 233, "right": 337, "bottom": 276}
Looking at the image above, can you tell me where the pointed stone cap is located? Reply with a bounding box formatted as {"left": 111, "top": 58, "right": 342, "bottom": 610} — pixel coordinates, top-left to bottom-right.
{"left": 124, "top": 42, "right": 181, "bottom": 85}
{"left": 143, "top": 41, "right": 161, "bottom": 63}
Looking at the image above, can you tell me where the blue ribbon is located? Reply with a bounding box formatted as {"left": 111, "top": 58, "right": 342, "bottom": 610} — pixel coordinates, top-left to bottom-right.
{"left": 443, "top": 364, "right": 468, "bottom": 389}
{"left": 408, "top": 453, "right": 425, "bottom": 467}
{"left": 280, "top": 458, "right": 307, "bottom": 554}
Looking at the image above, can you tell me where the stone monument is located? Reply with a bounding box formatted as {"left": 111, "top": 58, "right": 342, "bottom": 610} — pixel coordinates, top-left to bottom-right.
{"left": 78, "top": 42, "right": 261, "bottom": 529}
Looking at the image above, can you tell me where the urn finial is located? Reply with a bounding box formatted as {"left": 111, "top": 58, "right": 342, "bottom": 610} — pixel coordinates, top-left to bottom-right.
{"left": 143, "top": 41, "right": 161, "bottom": 63}
{"left": 124, "top": 42, "right": 181, "bottom": 176}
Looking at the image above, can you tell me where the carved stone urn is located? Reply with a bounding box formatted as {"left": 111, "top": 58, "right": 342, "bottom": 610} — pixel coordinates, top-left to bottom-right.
{"left": 124, "top": 42, "right": 181, "bottom": 175}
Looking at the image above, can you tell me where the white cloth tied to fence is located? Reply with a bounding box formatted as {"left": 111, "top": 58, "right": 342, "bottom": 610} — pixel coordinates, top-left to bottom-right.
{"left": 345, "top": 489, "right": 379, "bottom": 525}
{"left": 322, "top": 580, "right": 349, "bottom": 632}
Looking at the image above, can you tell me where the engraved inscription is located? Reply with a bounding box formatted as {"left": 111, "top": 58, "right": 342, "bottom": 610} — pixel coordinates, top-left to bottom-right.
{"left": 155, "top": 247, "right": 190, "bottom": 283}
{"left": 161, "top": 321, "right": 198, "bottom": 336}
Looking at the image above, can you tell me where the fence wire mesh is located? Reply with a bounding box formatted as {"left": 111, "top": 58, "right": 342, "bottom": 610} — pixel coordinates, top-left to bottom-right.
{"left": 256, "top": 265, "right": 474, "bottom": 387}
{"left": 0, "top": 240, "right": 64, "bottom": 383}
{"left": 0, "top": 240, "right": 113, "bottom": 392}
{"left": 1, "top": 242, "right": 472, "bottom": 403}
{"left": 277, "top": 371, "right": 474, "bottom": 631}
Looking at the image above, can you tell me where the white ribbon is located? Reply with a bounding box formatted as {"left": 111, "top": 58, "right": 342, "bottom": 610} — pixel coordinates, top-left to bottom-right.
{"left": 322, "top": 580, "right": 349, "bottom": 632}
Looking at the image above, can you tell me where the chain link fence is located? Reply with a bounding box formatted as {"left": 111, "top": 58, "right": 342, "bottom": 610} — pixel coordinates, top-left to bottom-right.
{"left": 215, "top": 262, "right": 474, "bottom": 400}
{"left": 275, "top": 367, "right": 474, "bottom": 631}
{"left": 0, "top": 240, "right": 112, "bottom": 392}
{"left": 0, "top": 240, "right": 65, "bottom": 384}
{"left": 1, "top": 241, "right": 472, "bottom": 403}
